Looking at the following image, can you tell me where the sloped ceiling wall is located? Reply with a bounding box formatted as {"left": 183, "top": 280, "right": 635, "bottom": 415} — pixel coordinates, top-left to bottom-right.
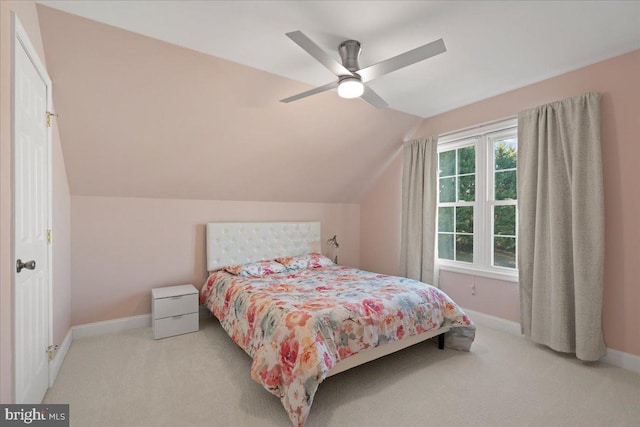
{"left": 36, "top": 5, "right": 422, "bottom": 203}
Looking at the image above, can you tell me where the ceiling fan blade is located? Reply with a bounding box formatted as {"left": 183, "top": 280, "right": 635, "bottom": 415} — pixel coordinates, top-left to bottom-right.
{"left": 286, "top": 31, "right": 353, "bottom": 77}
{"left": 280, "top": 81, "right": 339, "bottom": 103}
{"left": 360, "top": 85, "right": 388, "bottom": 109}
{"left": 358, "top": 38, "right": 446, "bottom": 83}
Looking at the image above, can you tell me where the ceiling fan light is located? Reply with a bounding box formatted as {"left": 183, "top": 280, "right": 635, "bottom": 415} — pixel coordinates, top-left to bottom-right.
{"left": 338, "top": 78, "right": 364, "bottom": 99}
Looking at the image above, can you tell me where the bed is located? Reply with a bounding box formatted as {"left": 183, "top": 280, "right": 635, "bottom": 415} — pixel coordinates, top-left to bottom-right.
{"left": 200, "top": 222, "right": 475, "bottom": 426}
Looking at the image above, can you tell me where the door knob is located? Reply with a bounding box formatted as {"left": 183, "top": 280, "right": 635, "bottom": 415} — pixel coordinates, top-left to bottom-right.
{"left": 16, "top": 259, "right": 36, "bottom": 273}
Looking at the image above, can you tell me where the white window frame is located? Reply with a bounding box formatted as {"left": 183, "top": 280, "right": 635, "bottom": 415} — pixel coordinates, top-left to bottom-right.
{"left": 437, "top": 118, "right": 518, "bottom": 282}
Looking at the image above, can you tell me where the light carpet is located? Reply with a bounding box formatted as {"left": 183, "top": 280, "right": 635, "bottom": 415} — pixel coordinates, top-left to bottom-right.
{"left": 44, "top": 317, "right": 640, "bottom": 426}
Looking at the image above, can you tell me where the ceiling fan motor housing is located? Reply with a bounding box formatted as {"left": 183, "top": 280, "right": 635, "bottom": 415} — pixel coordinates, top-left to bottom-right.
{"left": 281, "top": 30, "right": 445, "bottom": 108}
{"left": 338, "top": 40, "right": 362, "bottom": 73}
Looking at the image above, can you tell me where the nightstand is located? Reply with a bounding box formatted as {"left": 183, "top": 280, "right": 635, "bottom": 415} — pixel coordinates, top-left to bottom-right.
{"left": 152, "top": 284, "right": 199, "bottom": 339}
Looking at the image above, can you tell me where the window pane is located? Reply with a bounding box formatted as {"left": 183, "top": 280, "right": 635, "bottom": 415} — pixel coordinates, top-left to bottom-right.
{"left": 495, "top": 170, "right": 517, "bottom": 200}
{"left": 458, "top": 146, "right": 475, "bottom": 174}
{"left": 438, "top": 207, "right": 454, "bottom": 232}
{"left": 439, "top": 150, "right": 455, "bottom": 177}
{"left": 495, "top": 139, "right": 517, "bottom": 170}
{"left": 439, "top": 177, "right": 455, "bottom": 202}
{"left": 456, "top": 235, "right": 473, "bottom": 263}
{"left": 494, "top": 236, "right": 516, "bottom": 268}
{"left": 438, "top": 234, "right": 454, "bottom": 260}
{"left": 458, "top": 174, "right": 475, "bottom": 202}
{"left": 494, "top": 205, "right": 516, "bottom": 236}
{"left": 456, "top": 206, "right": 473, "bottom": 233}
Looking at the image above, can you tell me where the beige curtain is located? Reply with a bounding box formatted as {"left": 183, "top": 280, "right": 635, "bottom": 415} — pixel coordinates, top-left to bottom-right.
{"left": 400, "top": 136, "right": 438, "bottom": 285}
{"left": 518, "top": 92, "right": 606, "bottom": 361}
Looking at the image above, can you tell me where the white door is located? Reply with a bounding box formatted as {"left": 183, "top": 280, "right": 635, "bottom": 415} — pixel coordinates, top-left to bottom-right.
{"left": 13, "top": 17, "right": 51, "bottom": 404}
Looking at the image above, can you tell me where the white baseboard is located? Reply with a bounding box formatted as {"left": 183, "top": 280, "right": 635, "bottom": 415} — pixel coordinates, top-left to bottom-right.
{"left": 463, "top": 307, "right": 640, "bottom": 375}
{"left": 601, "top": 347, "right": 640, "bottom": 374}
{"left": 72, "top": 314, "right": 151, "bottom": 339}
{"left": 463, "top": 308, "right": 522, "bottom": 337}
{"left": 65, "top": 310, "right": 639, "bottom": 375}
{"left": 44, "top": 315, "right": 151, "bottom": 395}
{"left": 49, "top": 328, "right": 72, "bottom": 387}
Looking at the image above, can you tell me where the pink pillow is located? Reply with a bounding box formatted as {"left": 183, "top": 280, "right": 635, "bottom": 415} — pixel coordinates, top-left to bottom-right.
{"left": 224, "top": 260, "right": 287, "bottom": 277}
{"left": 276, "top": 253, "right": 335, "bottom": 271}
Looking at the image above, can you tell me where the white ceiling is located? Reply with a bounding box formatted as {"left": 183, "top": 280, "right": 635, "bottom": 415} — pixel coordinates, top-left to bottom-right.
{"left": 37, "top": 1, "right": 640, "bottom": 118}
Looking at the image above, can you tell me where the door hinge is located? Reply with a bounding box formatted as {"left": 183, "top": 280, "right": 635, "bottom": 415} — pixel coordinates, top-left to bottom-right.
{"left": 47, "top": 345, "right": 59, "bottom": 361}
{"left": 45, "top": 111, "right": 58, "bottom": 128}
{"left": 47, "top": 229, "right": 52, "bottom": 245}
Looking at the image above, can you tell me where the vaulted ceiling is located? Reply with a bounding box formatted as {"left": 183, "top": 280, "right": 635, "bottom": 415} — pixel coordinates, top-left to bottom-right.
{"left": 35, "top": 2, "right": 640, "bottom": 203}
{"left": 37, "top": 1, "right": 640, "bottom": 117}
{"left": 36, "top": 5, "right": 421, "bottom": 203}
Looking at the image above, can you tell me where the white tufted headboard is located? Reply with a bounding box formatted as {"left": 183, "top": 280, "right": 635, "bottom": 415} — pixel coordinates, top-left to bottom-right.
{"left": 206, "top": 222, "right": 321, "bottom": 272}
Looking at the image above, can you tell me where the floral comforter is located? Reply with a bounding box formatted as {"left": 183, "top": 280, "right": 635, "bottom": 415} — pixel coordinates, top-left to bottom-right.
{"left": 200, "top": 265, "right": 475, "bottom": 426}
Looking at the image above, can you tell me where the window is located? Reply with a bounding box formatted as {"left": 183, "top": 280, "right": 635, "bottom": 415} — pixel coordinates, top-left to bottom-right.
{"left": 437, "top": 118, "right": 518, "bottom": 281}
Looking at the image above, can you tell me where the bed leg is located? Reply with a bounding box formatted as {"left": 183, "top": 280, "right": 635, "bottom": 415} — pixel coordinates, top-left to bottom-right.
{"left": 437, "top": 333, "right": 445, "bottom": 350}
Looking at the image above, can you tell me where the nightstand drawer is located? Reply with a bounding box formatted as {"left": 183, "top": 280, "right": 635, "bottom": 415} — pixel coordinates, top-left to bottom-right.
{"left": 153, "top": 293, "right": 198, "bottom": 319}
{"left": 153, "top": 312, "right": 198, "bottom": 339}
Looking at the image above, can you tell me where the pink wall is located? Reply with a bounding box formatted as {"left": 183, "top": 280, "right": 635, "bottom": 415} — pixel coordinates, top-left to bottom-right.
{"left": 359, "top": 151, "right": 403, "bottom": 277}
{"left": 438, "top": 272, "right": 521, "bottom": 323}
{"left": 0, "top": 0, "right": 14, "bottom": 403}
{"left": 51, "top": 126, "right": 71, "bottom": 349}
{"left": 0, "top": 0, "right": 72, "bottom": 402}
{"left": 70, "top": 196, "right": 359, "bottom": 326}
{"left": 360, "top": 50, "right": 640, "bottom": 356}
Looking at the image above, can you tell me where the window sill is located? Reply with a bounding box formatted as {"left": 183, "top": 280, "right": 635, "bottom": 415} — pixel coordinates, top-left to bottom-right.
{"left": 438, "top": 262, "right": 519, "bottom": 283}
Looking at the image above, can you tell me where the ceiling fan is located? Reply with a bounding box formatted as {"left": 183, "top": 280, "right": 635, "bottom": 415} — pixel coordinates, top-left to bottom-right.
{"left": 280, "top": 31, "right": 446, "bottom": 109}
